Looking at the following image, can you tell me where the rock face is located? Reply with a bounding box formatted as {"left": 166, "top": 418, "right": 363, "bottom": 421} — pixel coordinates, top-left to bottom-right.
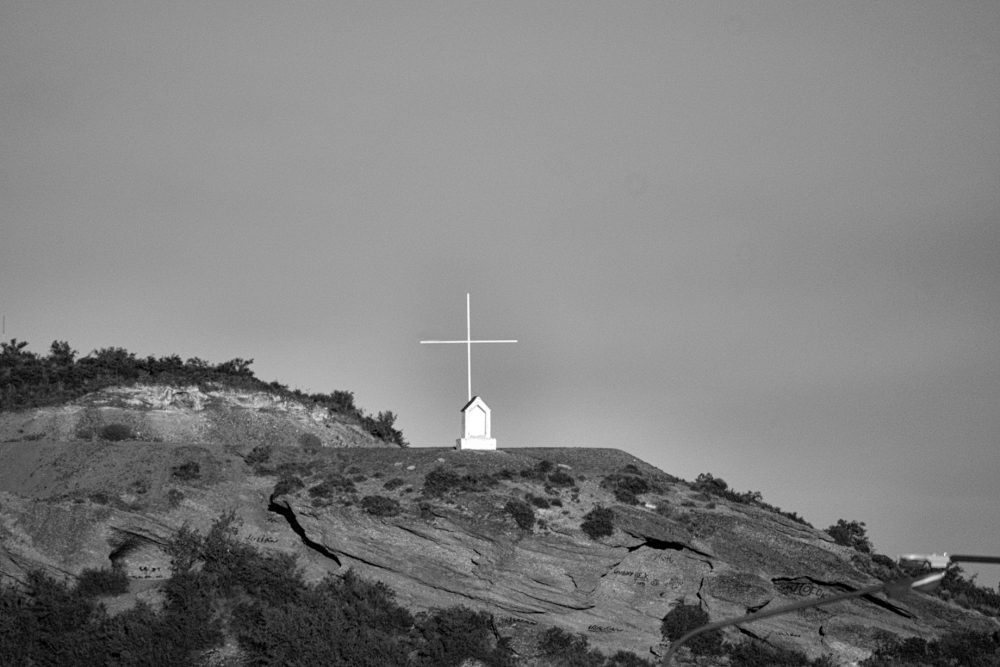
{"left": 0, "top": 384, "right": 386, "bottom": 451}
{"left": 0, "top": 388, "right": 995, "bottom": 665}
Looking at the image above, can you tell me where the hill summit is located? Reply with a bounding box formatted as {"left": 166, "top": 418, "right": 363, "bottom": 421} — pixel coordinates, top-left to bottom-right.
{"left": 1, "top": 341, "right": 998, "bottom": 666}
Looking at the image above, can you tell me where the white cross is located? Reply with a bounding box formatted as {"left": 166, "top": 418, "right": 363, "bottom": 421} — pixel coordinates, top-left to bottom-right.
{"left": 421, "top": 293, "right": 517, "bottom": 401}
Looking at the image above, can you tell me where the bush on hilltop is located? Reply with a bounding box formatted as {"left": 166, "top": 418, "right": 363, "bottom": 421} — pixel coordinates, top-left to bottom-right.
{"left": 0, "top": 338, "right": 408, "bottom": 447}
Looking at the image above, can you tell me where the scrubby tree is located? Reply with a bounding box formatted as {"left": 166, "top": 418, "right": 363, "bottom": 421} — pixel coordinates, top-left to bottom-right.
{"left": 826, "top": 519, "right": 873, "bottom": 554}
{"left": 661, "top": 603, "right": 723, "bottom": 656}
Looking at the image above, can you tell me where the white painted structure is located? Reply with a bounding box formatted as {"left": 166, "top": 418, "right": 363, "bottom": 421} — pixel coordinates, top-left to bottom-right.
{"left": 421, "top": 294, "right": 516, "bottom": 450}
{"left": 458, "top": 396, "right": 496, "bottom": 450}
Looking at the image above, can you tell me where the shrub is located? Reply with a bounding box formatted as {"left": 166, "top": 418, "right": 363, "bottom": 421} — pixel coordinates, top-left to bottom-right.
{"left": 298, "top": 432, "right": 322, "bottom": 449}
{"left": 537, "top": 627, "right": 652, "bottom": 667}
{"left": 504, "top": 499, "right": 535, "bottom": 530}
{"left": 89, "top": 491, "right": 111, "bottom": 505}
{"left": 581, "top": 506, "right": 614, "bottom": 540}
{"left": 826, "top": 519, "right": 873, "bottom": 554}
{"left": 528, "top": 494, "right": 551, "bottom": 509}
{"left": 602, "top": 473, "right": 650, "bottom": 505}
{"left": 424, "top": 467, "right": 462, "bottom": 496}
{"left": 307, "top": 474, "right": 356, "bottom": 499}
{"left": 413, "top": 606, "right": 515, "bottom": 667}
{"left": 308, "top": 480, "right": 336, "bottom": 499}
{"left": 694, "top": 472, "right": 728, "bottom": 493}
{"left": 361, "top": 410, "right": 408, "bottom": 447}
{"left": 384, "top": 477, "right": 405, "bottom": 491}
{"left": 166, "top": 488, "right": 184, "bottom": 508}
{"left": 519, "top": 460, "right": 555, "bottom": 481}
{"left": 272, "top": 476, "right": 304, "bottom": 497}
{"left": 245, "top": 445, "right": 271, "bottom": 467}
{"left": 606, "top": 651, "right": 656, "bottom": 667}
{"left": 172, "top": 461, "right": 200, "bottom": 481}
{"left": 862, "top": 553, "right": 903, "bottom": 582}
{"left": 661, "top": 603, "right": 722, "bottom": 656}
{"left": 361, "top": 495, "right": 401, "bottom": 517}
{"left": 933, "top": 565, "right": 1000, "bottom": 616}
{"left": 727, "top": 640, "right": 813, "bottom": 666}
{"left": 423, "top": 466, "right": 497, "bottom": 497}
{"left": 275, "top": 461, "right": 311, "bottom": 478}
{"left": 0, "top": 340, "right": 408, "bottom": 450}
{"left": 692, "top": 472, "right": 813, "bottom": 526}
{"left": 548, "top": 470, "right": 575, "bottom": 487}
{"left": 100, "top": 423, "right": 133, "bottom": 441}
{"left": 75, "top": 567, "right": 129, "bottom": 597}
{"left": 1, "top": 514, "right": 569, "bottom": 667}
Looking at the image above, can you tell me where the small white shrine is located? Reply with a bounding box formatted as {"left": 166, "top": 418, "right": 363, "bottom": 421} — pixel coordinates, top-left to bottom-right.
{"left": 421, "top": 294, "right": 517, "bottom": 451}
{"left": 458, "top": 396, "right": 496, "bottom": 450}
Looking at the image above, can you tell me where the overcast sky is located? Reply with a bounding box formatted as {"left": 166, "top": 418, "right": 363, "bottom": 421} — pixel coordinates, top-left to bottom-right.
{"left": 3, "top": 1, "right": 998, "bottom": 581}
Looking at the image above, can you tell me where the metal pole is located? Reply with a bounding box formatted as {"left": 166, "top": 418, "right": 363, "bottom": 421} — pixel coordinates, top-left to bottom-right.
{"left": 950, "top": 555, "right": 1000, "bottom": 565}
{"left": 466, "top": 293, "right": 472, "bottom": 401}
{"left": 660, "top": 573, "right": 945, "bottom": 666}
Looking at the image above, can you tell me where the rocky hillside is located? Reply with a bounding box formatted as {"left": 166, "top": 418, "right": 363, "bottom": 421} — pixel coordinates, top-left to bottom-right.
{"left": 0, "top": 385, "right": 996, "bottom": 665}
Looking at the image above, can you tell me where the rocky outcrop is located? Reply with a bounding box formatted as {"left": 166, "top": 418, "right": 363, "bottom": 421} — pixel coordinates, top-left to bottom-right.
{"left": 0, "top": 384, "right": 385, "bottom": 450}
{"left": 0, "top": 393, "right": 995, "bottom": 665}
{"left": 264, "top": 449, "right": 995, "bottom": 661}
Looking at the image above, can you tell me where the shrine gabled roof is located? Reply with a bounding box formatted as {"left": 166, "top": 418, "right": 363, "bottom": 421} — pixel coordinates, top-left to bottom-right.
{"left": 460, "top": 396, "right": 490, "bottom": 412}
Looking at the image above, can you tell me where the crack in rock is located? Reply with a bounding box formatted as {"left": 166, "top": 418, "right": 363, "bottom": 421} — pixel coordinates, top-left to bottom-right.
{"left": 771, "top": 576, "right": 914, "bottom": 619}
{"left": 625, "top": 534, "right": 715, "bottom": 563}
{"left": 737, "top": 625, "right": 767, "bottom": 642}
{"left": 268, "top": 499, "right": 341, "bottom": 567}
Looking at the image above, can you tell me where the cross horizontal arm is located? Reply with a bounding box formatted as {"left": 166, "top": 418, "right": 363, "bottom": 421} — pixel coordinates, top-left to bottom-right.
{"left": 420, "top": 340, "right": 518, "bottom": 344}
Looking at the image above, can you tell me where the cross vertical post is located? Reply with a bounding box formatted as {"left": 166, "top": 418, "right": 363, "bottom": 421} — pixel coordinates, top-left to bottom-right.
{"left": 421, "top": 293, "right": 517, "bottom": 402}
{"left": 467, "top": 293, "right": 471, "bottom": 401}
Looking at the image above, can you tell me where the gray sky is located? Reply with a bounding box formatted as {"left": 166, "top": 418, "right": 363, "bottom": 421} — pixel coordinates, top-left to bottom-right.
{"left": 3, "top": 2, "right": 999, "bottom": 579}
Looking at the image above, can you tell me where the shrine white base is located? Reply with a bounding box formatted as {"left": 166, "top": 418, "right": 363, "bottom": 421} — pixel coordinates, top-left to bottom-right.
{"left": 456, "top": 437, "right": 497, "bottom": 451}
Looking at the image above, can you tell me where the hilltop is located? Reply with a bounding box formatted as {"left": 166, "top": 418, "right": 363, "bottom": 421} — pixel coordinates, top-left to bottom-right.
{"left": 1, "top": 342, "right": 998, "bottom": 666}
